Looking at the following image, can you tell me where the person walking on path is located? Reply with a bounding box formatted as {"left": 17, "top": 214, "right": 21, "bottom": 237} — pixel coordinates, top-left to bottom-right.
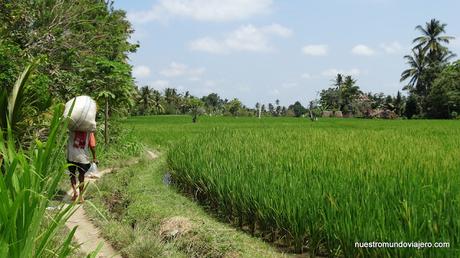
{"left": 67, "top": 131, "right": 97, "bottom": 202}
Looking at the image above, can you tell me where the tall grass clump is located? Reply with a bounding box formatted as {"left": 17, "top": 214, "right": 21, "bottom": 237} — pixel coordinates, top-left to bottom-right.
{"left": 0, "top": 104, "right": 78, "bottom": 257}
{"left": 167, "top": 119, "right": 460, "bottom": 257}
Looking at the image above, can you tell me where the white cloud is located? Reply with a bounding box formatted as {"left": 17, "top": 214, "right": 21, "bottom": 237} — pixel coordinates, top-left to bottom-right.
{"left": 132, "top": 65, "right": 151, "bottom": 78}
{"left": 380, "top": 41, "right": 402, "bottom": 54}
{"left": 150, "top": 80, "right": 170, "bottom": 90}
{"left": 189, "top": 23, "right": 292, "bottom": 54}
{"left": 262, "top": 23, "right": 292, "bottom": 37}
{"left": 322, "top": 68, "right": 361, "bottom": 77}
{"left": 160, "top": 62, "right": 205, "bottom": 79}
{"left": 301, "top": 73, "right": 312, "bottom": 79}
{"left": 301, "top": 44, "right": 328, "bottom": 56}
{"left": 128, "top": 0, "right": 273, "bottom": 23}
{"left": 351, "top": 44, "right": 375, "bottom": 56}
{"left": 189, "top": 37, "right": 227, "bottom": 54}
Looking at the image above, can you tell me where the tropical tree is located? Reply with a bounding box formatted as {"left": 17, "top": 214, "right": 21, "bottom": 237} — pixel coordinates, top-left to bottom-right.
{"left": 80, "top": 57, "right": 134, "bottom": 145}
{"left": 427, "top": 60, "right": 460, "bottom": 118}
{"left": 164, "top": 88, "right": 180, "bottom": 114}
{"left": 187, "top": 97, "right": 205, "bottom": 123}
{"left": 137, "top": 86, "right": 152, "bottom": 115}
{"left": 268, "top": 103, "right": 274, "bottom": 116}
{"left": 261, "top": 104, "right": 266, "bottom": 116}
{"left": 151, "top": 89, "right": 165, "bottom": 114}
{"left": 394, "top": 91, "right": 404, "bottom": 116}
{"left": 405, "top": 94, "right": 419, "bottom": 119}
{"left": 413, "top": 19, "right": 455, "bottom": 63}
{"left": 289, "top": 101, "right": 306, "bottom": 117}
{"left": 275, "top": 106, "right": 281, "bottom": 117}
{"left": 201, "top": 93, "right": 222, "bottom": 114}
{"left": 320, "top": 74, "right": 361, "bottom": 114}
{"left": 401, "top": 19, "right": 456, "bottom": 117}
{"left": 227, "top": 98, "right": 242, "bottom": 116}
{"left": 340, "top": 75, "right": 361, "bottom": 113}
{"left": 400, "top": 47, "right": 427, "bottom": 94}
{"left": 320, "top": 87, "right": 340, "bottom": 110}
{"left": 275, "top": 99, "right": 280, "bottom": 116}
{"left": 255, "top": 102, "right": 261, "bottom": 118}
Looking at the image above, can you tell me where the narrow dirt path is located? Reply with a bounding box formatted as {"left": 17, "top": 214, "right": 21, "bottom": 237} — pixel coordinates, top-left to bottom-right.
{"left": 64, "top": 150, "right": 158, "bottom": 258}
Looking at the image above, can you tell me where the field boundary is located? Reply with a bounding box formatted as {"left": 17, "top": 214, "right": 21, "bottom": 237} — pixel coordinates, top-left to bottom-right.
{"left": 63, "top": 150, "right": 158, "bottom": 257}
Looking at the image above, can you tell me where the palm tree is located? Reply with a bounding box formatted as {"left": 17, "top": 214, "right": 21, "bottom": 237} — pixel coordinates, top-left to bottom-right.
{"left": 400, "top": 47, "right": 427, "bottom": 93}
{"left": 333, "top": 74, "right": 344, "bottom": 109}
{"left": 413, "top": 19, "right": 455, "bottom": 63}
{"left": 151, "top": 89, "right": 164, "bottom": 114}
{"left": 138, "top": 86, "right": 152, "bottom": 115}
{"left": 333, "top": 73, "right": 343, "bottom": 90}
{"left": 341, "top": 76, "right": 361, "bottom": 113}
{"left": 164, "top": 88, "right": 178, "bottom": 105}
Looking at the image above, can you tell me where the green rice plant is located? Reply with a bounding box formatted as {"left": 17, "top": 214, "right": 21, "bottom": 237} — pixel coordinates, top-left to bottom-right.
{"left": 0, "top": 104, "right": 78, "bottom": 258}
{"left": 165, "top": 118, "right": 460, "bottom": 257}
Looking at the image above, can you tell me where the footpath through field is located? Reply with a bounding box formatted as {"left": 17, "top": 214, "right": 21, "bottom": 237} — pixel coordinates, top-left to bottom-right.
{"left": 63, "top": 150, "right": 158, "bottom": 258}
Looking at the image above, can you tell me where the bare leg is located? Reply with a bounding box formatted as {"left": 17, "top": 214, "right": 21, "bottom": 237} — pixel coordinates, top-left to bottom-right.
{"left": 70, "top": 175, "right": 78, "bottom": 201}
{"left": 78, "top": 171, "right": 85, "bottom": 203}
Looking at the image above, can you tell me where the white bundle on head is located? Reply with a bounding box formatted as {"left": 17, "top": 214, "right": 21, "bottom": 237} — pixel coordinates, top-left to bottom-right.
{"left": 63, "top": 96, "right": 97, "bottom": 132}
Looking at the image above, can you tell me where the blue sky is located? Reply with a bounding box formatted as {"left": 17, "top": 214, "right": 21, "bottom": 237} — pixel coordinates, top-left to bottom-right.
{"left": 115, "top": 0, "right": 460, "bottom": 107}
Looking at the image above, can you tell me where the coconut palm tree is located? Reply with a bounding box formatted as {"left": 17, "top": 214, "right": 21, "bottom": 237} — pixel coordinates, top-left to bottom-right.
{"left": 400, "top": 47, "right": 427, "bottom": 93}
{"left": 413, "top": 19, "right": 455, "bottom": 63}
{"left": 340, "top": 75, "right": 361, "bottom": 113}
{"left": 138, "top": 86, "right": 152, "bottom": 115}
{"left": 333, "top": 73, "right": 343, "bottom": 90}
{"left": 151, "top": 89, "right": 165, "bottom": 114}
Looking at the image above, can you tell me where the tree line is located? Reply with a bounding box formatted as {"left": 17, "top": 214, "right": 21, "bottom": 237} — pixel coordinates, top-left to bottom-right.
{"left": 317, "top": 19, "right": 459, "bottom": 119}
{"left": 0, "top": 0, "right": 137, "bottom": 144}
{"left": 133, "top": 19, "right": 459, "bottom": 120}
{"left": 133, "top": 86, "right": 317, "bottom": 120}
{"left": 312, "top": 19, "right": 458, "bottom": 119}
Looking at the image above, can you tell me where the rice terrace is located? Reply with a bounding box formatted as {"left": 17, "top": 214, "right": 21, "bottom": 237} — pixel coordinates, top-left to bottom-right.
{"left": 1, "top": 1, "right": 460, "bottom": 258}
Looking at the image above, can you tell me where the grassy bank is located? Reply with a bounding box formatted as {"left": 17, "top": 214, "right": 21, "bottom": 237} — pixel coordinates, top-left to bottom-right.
{"left": 83, "top": 117, "right": 285, "bottom": 257}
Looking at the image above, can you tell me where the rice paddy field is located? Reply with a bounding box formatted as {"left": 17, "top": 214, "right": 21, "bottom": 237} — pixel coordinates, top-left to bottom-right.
{"left": 125, "top": 116, "right": 460, "bottom": 257}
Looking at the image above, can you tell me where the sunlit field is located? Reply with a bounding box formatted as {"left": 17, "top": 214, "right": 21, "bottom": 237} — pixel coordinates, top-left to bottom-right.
{"left": 124, "top": 116, "right": 460, "bottom": 257}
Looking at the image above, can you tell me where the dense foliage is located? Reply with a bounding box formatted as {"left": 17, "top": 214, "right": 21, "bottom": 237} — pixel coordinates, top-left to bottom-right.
{"left": 0, "top": 0, "right": 137, "bottom": 142}
{"left": 401, "top": 19, "right": 458, "bottom": 118}
{"left": 0, "top": 1, "right": 136, "bottom": 256}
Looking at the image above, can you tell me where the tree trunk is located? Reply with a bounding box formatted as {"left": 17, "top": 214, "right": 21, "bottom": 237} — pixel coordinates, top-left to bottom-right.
{"left": 104, "top": 97, "right": 109, "bottom": 145}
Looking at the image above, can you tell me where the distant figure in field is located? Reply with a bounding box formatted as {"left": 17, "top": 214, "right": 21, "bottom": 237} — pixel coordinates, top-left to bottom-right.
{"left": 67, "top": 131, "right": 97, "bottom": 202}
